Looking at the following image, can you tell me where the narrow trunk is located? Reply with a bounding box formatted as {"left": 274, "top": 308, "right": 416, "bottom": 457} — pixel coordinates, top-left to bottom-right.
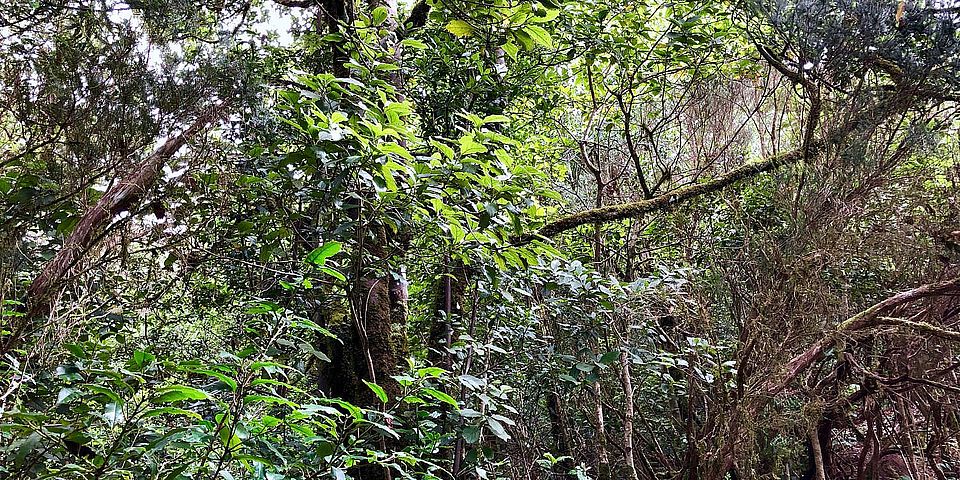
{"left": 808, "top": 424, "right": 826, "bottom": 480}
{"left": 620, "top": 347, "right": 640, "bottom": 480}
{"left": 592, "top": 380, "right": 611, "bottom": 479}
{"left": 546, "top": 390, "right": 576, "bottom": 479}
{"left": 428, "top": 259, "right": 466, "bottom": 369}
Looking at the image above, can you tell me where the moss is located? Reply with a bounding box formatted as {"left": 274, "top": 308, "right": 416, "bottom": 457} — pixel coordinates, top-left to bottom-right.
{"left": 524, "top": 145, "right": 811, "bottom": 242}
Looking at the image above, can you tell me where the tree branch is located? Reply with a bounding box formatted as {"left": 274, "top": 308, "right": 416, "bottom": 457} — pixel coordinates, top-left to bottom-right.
{"left": 272, "top": 0, "right": 316, "bottom": 7}
{"left": 519, "top": 140, "right": 817, "bottom": 243}
{"left": 761, "top": 275, "right": 960, "bottom": 398}
{"left": 3, "top": 102, "right": 229, "bottom": 353}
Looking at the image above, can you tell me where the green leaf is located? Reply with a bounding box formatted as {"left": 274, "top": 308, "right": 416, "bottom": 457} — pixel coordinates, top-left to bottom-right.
{"left": 298, "top": 342, "right": 332, "bottom": 362}
{"left": 57, "top": 387, "right": 81, "bottom": 405}
{"left": 371, "top": 6, "right": 388, "bottom": 25}
{"left": 83, "top": 384, "right": 123, "bottom": 405}
{"left": 445, "top": 20, "right": 474, "bottom": 37}
{"left": 63, "top": 343, "right": 86, "bottom": 358}
{"left": 245, "top": 301, "right": 282, "bottom": 314}
{"left": 142, "top": 407, "right": 203, "bottom": 420}
{"left": 458, "top": 374, "right": 485, "bottom": 390}
{"left": 321, "top": 399, "right": 364, "bottom": 419}
{"left": 416, "top": 366, "right": 446, "bottom": 378}
{"left": 462, "top": 425, "right": 481, "bottom": 444}
{"left": 459, "top": 134, "right": 487, "bottom": 155}
{"left": 599, "top": 351, "right": 620, "bottom": 365}
{"left": 431, "top": 140, "right": 455, "bottom": 159}
{"left": 244, "top": 395, "right": 297, "bottom": 408}
{"left": 127, "top": 350, "right": 155, "bottom": 371}
{"left": 482, "top": 114, "right": 510, "bottom": 125}
{"left": 486, "top": 417, "right": 510, "bottom": 440}
{"left": 152, "top": 385, "right": 210, "bottom": 404}
{"left": 305, "top": 241, "right": 342, "bottom": 266}
{"left": 523, "top": 25, "right": 553, "bottom": 49}
{"left": 512, "top": 29, "right": 534, "bottom": 50}
{"left": 378, "top": 142, "right": 414, "bottom": 161}
{"left": 188, "top": 368, "right": 238, "bottom": 391}
{"left": 501, "top": 41, "right": 519, "bottom": 61}
{"left": 363, "top": 380, "right": 388, "bottom": 403}
{"left": 530, "top": 7, "right": 560, "bottom": 23}
{"left": 380, "top": 162, "right": 399, "bottom": 192}
{"left": 318, "top": 265, "right": 347, "bottom": 281}
{"left": 421, "top": 388, "right": 459, "bottom": 409}
{"left": 11, "top": 432, "right": 40, "bottom": 466}
{"left": 362, "top": 419, "right": 400, "bottom": 439}
{"left": 315, "top": 441, "right": 335, "bottom": 458}
{"left": 401, "top": 39, "right": 428, "bottom": 50}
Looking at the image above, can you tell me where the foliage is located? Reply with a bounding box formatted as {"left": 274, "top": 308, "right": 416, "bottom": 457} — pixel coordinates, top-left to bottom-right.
{"left": 4, "top": 0, "right": 960, "bottom": 479}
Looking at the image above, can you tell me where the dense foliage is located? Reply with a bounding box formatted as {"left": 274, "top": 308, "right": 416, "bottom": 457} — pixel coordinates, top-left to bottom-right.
{"left": 3, "top": 0, "right": 960, "bottom": 479}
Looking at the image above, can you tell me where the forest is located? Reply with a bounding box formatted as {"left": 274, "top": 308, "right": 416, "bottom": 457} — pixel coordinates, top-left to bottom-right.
{"left": 3, "top": 0, "right": 960, "bottom": 478}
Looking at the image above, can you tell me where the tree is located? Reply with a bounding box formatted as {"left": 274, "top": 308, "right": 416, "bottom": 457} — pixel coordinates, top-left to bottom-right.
{"left": 4, "top": 0, "right": 960, "bottom": 479}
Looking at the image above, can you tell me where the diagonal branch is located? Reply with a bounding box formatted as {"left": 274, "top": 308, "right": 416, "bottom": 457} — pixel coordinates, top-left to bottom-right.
{"left": 519, "top": 139, "right": 820, "bottom": 242}
{"left": 3, "top": 103, "right": 229, "bottom": 353}
{"left": 761, "top": 275, "right": 960, "bottom": 398}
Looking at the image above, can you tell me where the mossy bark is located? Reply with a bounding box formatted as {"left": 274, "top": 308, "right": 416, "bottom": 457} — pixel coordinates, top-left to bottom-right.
{"left": 525, "top": 144, "right": 812, "bottom": 242}
{"left": 4, "top": 104, "right": 227, "bottom": 354}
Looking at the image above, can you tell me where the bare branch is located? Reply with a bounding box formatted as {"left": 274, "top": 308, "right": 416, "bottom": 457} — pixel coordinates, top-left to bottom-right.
{"left": 761, "top": 275, "right": 960, "bottom": 398}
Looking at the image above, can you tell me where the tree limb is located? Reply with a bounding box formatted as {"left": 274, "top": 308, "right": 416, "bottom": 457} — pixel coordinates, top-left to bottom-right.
{"left": 3, "top": 103, "right": 229, "bottom": 353}
{"left": 272, "top": 0, "right": 316, "bottom": 7}
{"left": 520, "top": 140, "right": 818, "bottom": 242}
{"left": 761, "top": 275, "right": 960, "bottom": 398}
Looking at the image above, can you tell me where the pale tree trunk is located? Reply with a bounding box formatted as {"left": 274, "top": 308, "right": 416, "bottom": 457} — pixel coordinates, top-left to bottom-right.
{"left": 583, "top": 138, "right": 612, "bottom": 479}
{"left": 592, "top": 381, "right": 611, "bottom": 478}
{"left": 620, "top": 343, "right": 640, "bottom": 480}
{"left": 809, "top": 424, "right": 826, "bottom": 480}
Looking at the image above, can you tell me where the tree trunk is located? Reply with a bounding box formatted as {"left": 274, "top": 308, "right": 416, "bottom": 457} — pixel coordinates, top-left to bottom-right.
{"left": 620, "top": 347, "right": 640, "bottom": 480}
{"left": 428, "top": 259, "right": 467, "bottom": 369}
{"left": 546, "top": 390, "right": 576, "bottom": 479}
{"left": 808, "top": 424, "right": 827, "bottom": 480}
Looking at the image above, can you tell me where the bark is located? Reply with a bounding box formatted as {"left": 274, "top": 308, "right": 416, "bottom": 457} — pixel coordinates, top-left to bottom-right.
{"left": 761, "top": 275, "right": 960, "bottom": 399}
{"left": 808, "top": 424, "right": 827, "bottom": 480}
{"left": 546, "top": 390, "right": 575, "bottom": 479}
{"left": 591, "top": 380, "right": 611, "bottom": 479}
{"left": 620, "top": 347, "right": 641, "bottom": 480}
{"left": 427, "top": 260, "right": 467, "bottom": 369}
{"left": 4, "top": 103, "right": 228, "bottom": 353}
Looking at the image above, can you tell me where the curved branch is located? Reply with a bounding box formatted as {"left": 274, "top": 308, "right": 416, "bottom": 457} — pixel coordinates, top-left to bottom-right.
{"left": 761, "top": 275, "right": 960, "bottom": 398}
